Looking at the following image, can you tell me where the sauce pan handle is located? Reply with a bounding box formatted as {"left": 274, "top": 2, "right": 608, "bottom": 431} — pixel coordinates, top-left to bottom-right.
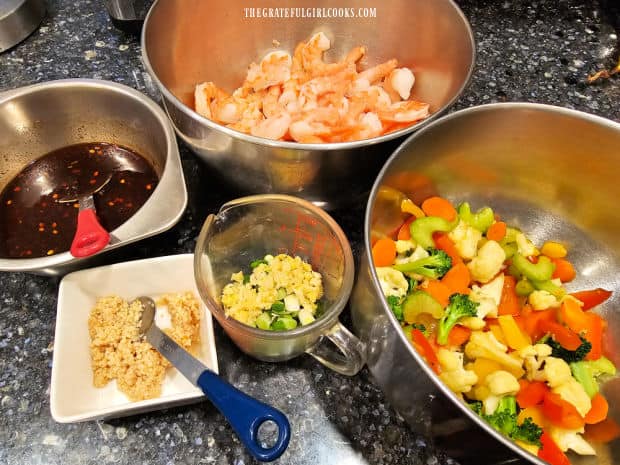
{"left": 197, "top": 370, "right": 291, "bottom": 462}
{"left": 70, "top": 208, "right": 110, "bottom": 258}
{"left": 305, "top": 320, "right": 367, "bottom": 376}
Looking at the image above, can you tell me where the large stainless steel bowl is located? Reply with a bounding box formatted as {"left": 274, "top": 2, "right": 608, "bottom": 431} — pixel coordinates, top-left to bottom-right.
{"left": 350, "top": 103, "right": 620, "bottom": 465}
{"left": 0, "top": 79, "right": 187, "bottom": 275}
{"left": 141, "top": 0, "right": 475, "bottom": 209}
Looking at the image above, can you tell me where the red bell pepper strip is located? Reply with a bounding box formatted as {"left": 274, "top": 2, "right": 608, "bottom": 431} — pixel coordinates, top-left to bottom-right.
{"left": 411, "top": 329, "right": 441, "bottom": 375}
{"left": 570, "top": 288, "right": 612, "bottom": 310}
{"left": 433, "top": 232, "right": 462, "bottom": 265}
{"left": 538, "top": 320, "right": 582, "bottom": 351}
{"left": 516, "top": 379, "right": 549, "bottom": 409}
{"left": 538, "top": 431, "right": 570, "bottom": 465}
{"left": 541, "top": 392, "right": 585, "bottom": 429}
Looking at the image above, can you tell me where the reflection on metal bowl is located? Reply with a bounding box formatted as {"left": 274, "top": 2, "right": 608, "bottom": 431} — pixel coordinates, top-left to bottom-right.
{"left": 351, "top": 103, "right": 620, "bottom": 465}
{"left": 141, "top": 0, "right": 475, "bottom": 209}
{"left": 0, "top": 79, "right": 187, "bottom": 275}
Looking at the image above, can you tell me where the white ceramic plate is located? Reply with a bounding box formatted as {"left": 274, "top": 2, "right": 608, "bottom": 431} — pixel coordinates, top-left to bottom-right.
{"left": 50, "top": 254, "right": 219, "bottom": 423}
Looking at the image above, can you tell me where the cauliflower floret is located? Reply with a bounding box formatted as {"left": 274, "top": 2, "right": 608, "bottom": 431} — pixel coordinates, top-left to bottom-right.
{"left": 395, "top": 239, "right": 415, "bottom": 255}
{"left": 459, "top": 316, "right": 486, "bottom": 330}
{"left": 448, "top": 220, "right": 482, "bottom": 260}
{"left": 549, "top": 427, "right": 596, "bottom": 455}
{"left": 553, "top": 379, "right": 592, "bottom": 417}
{"left": 394, "top": 245, "right": 428, "bottom": 266}
{"left": 520, "top": 343, "right": 553, "bottom": 381}
{"left": 469, "top": 274, "right": 505, "bottom": 319}
{"left": 437, "top": 348, "right": 478, "bottom": 394}
{"left": 543, "top": 357, "right": 573, "bottom": 388}
{"left": 467, "top": 240, "right": 506, "bottom": 283}
{"left": 465, "top": 331, "right": 524, "bottom": 376}
{"left": 376, "top": 267, "right": 409, "bottom": 298}
{"left": 529, "top": 290, "right": 561, "bottom": 311}
{"left": 516, "top": 232, "right": 539, "bottom": 257}
{"left": 481, "top": 370, "right": 520, "bottom": 414}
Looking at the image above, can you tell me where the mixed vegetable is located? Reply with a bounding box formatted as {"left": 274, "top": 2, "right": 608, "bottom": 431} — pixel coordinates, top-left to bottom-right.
{"left": 371, "top": 195, "right": 618, "bottom": 465}
{"left": 221, "top": 254, "right": 324, "bottom": 330}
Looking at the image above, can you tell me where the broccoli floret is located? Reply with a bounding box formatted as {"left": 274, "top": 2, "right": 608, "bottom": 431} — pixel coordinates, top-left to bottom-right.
{"left": 393, "top": 248, "right": 452, "bottom": 279}
{"left": 511, "top": 417, "right": 543, "bottom": 446}
{"left": 387, "top": 295, "right": 404, "bottom": 321}
{"left": 547, "top": 336, "right": 591, "bottom": 363}
{"left": 481, "top": 396, "right": 543, "bottom": 446}
{"left": 468, "top": 400, "right": 483, "bottom": 415}
{"left": 484, "top": 396, "right": 518, "bottom": 436}
{"left": 436, "top": 294, "right": 478, "bottom": 345}
{"left": 570, "top": 356, "right": 617, "bottom": 397}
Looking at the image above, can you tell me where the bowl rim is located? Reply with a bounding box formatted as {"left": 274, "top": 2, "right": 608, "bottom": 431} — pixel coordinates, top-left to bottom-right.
{"left": 363, "top": 102, "right": 620, "bottom": 465}
{"left": 193, "top": 194, "right": 355, "bottom": 340}
{"left": 0, "top": 78, "right": 188, "bottom": 272}
{"left": 140, "top": 0, "right": 476, "bottom": 150}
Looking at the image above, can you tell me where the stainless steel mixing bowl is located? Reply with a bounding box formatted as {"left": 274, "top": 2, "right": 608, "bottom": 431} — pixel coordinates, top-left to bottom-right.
{"left": 0, "top": 79, "right": 187, "bottom": 275}
{"left": 141, "top": 0, "right": 475, "bottom": 209}
{"left": 350, "top": 103, "right": 620, "bottom": 465}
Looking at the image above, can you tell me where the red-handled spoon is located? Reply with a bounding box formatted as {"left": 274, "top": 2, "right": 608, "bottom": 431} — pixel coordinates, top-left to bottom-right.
{"left": 58, "top": 175, "right": 112, "bottom": 258}
{"left": 70, "top": 195, "right": 110, "bottom": 257}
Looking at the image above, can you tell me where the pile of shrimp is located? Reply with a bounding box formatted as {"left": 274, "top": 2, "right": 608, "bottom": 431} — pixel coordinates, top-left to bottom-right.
{"left": 193, "top": 32, "right": 430, "bottom": 143}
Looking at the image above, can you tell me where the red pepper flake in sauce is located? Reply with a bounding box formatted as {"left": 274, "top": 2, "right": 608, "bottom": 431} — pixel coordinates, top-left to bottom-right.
{"left": 89, "top": 179, "right": 97, "bottom": 185}
{"left": 146, "top": 184, "right": 152, "bottom": 190}
{"left": 0, "top": 142, "right": 158, "bottom": 258}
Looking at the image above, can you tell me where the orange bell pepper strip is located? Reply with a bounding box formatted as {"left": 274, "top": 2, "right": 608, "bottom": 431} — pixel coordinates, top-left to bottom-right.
{"left": 559, "top": 298, "right": 604, "bottom": 360}
{"left": 397, "top": 216, "right": 416, "bottom": 240}
{"left": 538, "top": 431, "right": 571, "bottom": 465}
{"left": 372, "top": 238, "right": 397, "bottom": 267}
{"left": 570, "top": 288, "right": 612, "bottom": 310}
{"left": 411, "top": 329, "right": 441, "bottom": 374}
{"left": 441, "top": 262, "right": 470, "bottom": 294}
{"left": 541, "top": 392, "right": 585, "bottom": 429}
{"left": 433, "top": 232, "right": 462, "bottom": 265}
{"left": 584, "top": 418, "right": 620, "bottom": 443}
{"left": 538, "top": 320, "right": 582, "bottom": 351}
{"left": 498, "top": 275, "right": 520, "bottom": 316}
{"left": 517, "top": 379, "right": 549, "bottom": 409}
{"left": 584, "top": 393, "right": 609, "bottom": 425}
{"left": 447, "top": 325, "right": 472, "bottom": 347}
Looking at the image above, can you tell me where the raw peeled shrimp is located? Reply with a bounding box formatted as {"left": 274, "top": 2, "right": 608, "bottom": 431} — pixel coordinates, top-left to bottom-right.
{"left": 193, "top": 32, "right": 430, "bottom": 142}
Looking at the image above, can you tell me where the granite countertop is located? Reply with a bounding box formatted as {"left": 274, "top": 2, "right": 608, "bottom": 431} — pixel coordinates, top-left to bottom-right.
{"left": 0, "top": 1, "right": 618, "bottom": 464}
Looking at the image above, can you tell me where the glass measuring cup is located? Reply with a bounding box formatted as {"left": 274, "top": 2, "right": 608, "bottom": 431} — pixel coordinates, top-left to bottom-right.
{"left": 194, "top": 194, "right": 366, "bottom": 376}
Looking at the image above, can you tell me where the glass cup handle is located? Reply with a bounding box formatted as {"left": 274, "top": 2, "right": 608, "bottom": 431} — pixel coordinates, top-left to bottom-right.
{"left": 305, "top": 320, "right": 366, "bottom": 376}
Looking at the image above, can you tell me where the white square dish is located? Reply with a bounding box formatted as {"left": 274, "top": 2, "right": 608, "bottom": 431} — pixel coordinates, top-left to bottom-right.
{"left": 50, "top": 254, "right": 218, "bottom": 423}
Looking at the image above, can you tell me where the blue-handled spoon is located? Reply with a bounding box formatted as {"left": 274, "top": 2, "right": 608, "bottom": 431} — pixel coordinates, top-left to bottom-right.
{"left": 136, "top": 297, "right": 290, "bottom": 462}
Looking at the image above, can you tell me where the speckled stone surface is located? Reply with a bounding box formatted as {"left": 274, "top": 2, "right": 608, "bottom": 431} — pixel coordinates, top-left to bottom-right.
{"left": 0, "top": 1, "right": 618, "bottom": 464}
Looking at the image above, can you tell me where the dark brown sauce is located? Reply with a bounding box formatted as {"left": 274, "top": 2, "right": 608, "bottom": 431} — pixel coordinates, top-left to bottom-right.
{"left": 0, "top": 142, "right": 159, "bottom": 258}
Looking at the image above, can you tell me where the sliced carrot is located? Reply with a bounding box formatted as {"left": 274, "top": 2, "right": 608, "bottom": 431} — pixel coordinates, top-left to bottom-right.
{"left": 441, "top": 262, "right": 470, "bottom": 294}
{"left": 538, "top": 320, "right": 582, "bottom": 351}
{"left": 421, "top": 196, "right": 457, "bottom": 222}
{"left": 552, "top": 258, "right": 576, "bottom": 283}
{"left": 447, "top": 325, "right": 471, "bottom": 347}
{"left": 487, "top": 221, "right": 507, "bottom": 241}
{"left": 570, "top": 288, "right": 613, "bottom": 310}
{"left": 372, "top": 238, "right": 397, "bottom": 267}
{"left": 498, "top": 275, "right": 520, "bottom": 316}
{"left": 585, "top": 393, "right": 609, "bottom": 425}
{"left": 424, "top": 280, "right": 452, "bottom": 308}
{"left": 584, "top": 313, "right": 604, "bottom": 361}
{"left": 584, "top": 418, "right": 620, "bottom": 443}
{"left": 433, "top": 232, "right": 462, "bottom": 264}
{"left": 397, "top": 216, "right": 416, "bottom": 240}
{"left": 517, "top": 380, "right": 549, "bottom": 408}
